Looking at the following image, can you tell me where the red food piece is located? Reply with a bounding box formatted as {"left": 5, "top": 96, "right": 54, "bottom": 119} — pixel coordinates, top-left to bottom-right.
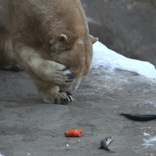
{"left": 65, "top": 129, "right": 83, "bottom": 137}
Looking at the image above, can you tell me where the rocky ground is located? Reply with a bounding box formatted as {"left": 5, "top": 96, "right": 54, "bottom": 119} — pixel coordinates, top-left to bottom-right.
{"left": 80, "top": 0, "right": 156, "bottom": 65}
{"left": 0, "top": 68, "right": 156, "bottom": 156}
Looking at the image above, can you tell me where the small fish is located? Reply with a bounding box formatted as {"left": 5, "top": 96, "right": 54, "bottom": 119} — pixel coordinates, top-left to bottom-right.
{"left": 99, "top": 137, "right": 115, "bottom": 153}
{"left": 121, "top": 113, "right": 156, "bottom": 121}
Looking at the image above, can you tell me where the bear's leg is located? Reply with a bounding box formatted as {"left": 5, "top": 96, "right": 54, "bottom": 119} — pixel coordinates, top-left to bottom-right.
{"left": 37, "top": 80, "right": 73, "bottom": 104}
{"left": 15, "top": 45, "right": 74, "bottom": 86}
{"left": 13, "top": 43, "right": 74, "bottom": 103}
{"left": 0, "top": 26, "right": 22, "bottom": 71}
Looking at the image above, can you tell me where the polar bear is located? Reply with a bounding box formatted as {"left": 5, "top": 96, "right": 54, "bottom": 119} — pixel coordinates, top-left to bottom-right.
{"left": 0, "top": 0, "right": 98, "bottom": 104}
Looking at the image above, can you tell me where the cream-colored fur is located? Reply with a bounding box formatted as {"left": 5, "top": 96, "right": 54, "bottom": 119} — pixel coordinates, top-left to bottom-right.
{"left": 0, "top": 0, "right": 98, "bottom": 104}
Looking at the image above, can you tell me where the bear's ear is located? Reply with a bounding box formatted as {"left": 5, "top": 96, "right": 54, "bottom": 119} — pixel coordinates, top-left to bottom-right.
{"left": 89, "top": 36, "right": 98, "bottom": 44}
{"left": 58, "top": 34, "right": 68, "bottom": 45}
{"left": 50, "top": 34, "right": 74, "bottom": 51}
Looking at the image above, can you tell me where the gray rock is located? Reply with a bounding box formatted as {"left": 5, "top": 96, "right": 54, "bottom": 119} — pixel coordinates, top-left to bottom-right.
{"left": 81, "top": 0, "right": 156, "bottom": 65}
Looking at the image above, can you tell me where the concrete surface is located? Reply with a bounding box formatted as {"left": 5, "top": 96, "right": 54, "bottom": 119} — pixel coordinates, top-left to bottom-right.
{"left": 0, "top": 68, "right": 156, "bottom": 156}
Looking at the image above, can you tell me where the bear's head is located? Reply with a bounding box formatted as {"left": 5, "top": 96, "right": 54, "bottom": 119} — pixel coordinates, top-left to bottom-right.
{"left": 48, "top": 33, "right": 98, "bottom": 94}
{"left": 49, "top": 33, "right": 98, "bottom": 77}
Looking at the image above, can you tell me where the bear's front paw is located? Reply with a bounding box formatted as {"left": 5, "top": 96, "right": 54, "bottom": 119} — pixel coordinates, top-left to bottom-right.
{"left": 38, "top": 85, "right": 73, "bottom": 104}
{"left": 41, "top": 91, "right": 73, "bottom": 104}
{"left": 53, "top": 92, "right": 73, "bottom": 104}
{"left": 53, "top": 64, "right": 75, "bottom": 87}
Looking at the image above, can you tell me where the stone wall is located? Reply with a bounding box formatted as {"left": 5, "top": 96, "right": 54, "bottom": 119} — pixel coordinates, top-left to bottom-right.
{"left": 80, "top": 0, "right": 156, "bottom": 65}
